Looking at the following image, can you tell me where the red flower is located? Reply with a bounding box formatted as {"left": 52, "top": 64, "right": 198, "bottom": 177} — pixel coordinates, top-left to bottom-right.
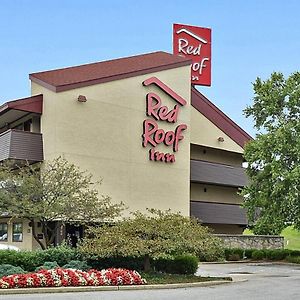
{"left": 0, "top": 268, "right": 146, "bottom": 289}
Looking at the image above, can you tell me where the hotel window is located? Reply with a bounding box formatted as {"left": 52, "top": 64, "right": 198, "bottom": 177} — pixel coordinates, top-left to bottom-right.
{"left": 12, "top": 223, "right": 23, "bottom": 242}
{"left": 23, "top": 119, "right": 32, "bottom": 132}
{"left": 0, "top": 223, "right": 8, "bottom": 241}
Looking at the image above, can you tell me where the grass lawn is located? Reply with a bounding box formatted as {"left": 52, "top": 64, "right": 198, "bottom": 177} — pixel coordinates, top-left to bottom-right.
{"left": 281, "top": 226, "right": 300, "bottom": 250}
{"left": 141, "top": 272, "right": 232, "bottom": 284}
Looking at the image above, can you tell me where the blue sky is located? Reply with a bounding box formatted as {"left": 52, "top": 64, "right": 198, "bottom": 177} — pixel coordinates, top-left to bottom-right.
{"left": 1, "top": 1, "right": 300, "bottom": 136}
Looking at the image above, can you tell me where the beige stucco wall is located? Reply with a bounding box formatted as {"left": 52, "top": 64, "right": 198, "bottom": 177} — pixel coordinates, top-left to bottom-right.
{"left": 190, "top": 106, "right": 244, "bottom": 154}
{"left": 190, "top": 144, "right": 243, "bottom": 166}
{"left": 31, "top": 66, "right": 191, "bottom": 216}
{"left": 190, "top": 183, "right": 242, "bottom": 205}
{"left": 0, "top": 218, "right": 44, "bottom": 250}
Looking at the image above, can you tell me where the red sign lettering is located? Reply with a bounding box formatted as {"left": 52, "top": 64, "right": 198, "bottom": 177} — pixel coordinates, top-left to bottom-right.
{"left": 142, "top": 77, "right": 188, "bottom": 163}
{"left": 146, "top": 93, "right": 179, "bottom": 123}
{"left": 173, "top": 23, "right": 212, "bottom": 86}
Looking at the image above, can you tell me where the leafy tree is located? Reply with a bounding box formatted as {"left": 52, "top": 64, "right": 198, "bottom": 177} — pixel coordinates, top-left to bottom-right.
{"left": 79, "top": 209, "right": 223, "bottom": 272}
{"left": 0, "top": 157, "right": 123, "bottom": 249}
{"left": 242, "top": 72, "right": 300, "bottom": 234}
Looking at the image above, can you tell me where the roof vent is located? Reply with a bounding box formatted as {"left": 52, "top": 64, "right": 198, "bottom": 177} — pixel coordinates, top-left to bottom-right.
{"left": 218, "top": 137, "right": 224, "bottom": 142}
{"left": 77, "top": 95, "right": 87, "bottom": 102}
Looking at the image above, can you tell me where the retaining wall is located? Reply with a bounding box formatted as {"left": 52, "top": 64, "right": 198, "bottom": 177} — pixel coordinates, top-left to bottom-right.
{"left": 215, "top": 234, "right": 284, "bottom": 249}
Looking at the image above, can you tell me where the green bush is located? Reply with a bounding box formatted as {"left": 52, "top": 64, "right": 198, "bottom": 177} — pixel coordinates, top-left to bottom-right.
{"left": 265, "top": 249, "right": 286, "bottom": 260}
{"left": 80, "top": 211, "right": 225, "bottom": 272}
{"left": 224, "top": 248, "right": 297, "bottom": 261}
{"left": 0, "top": 245, "right": 81, "bottom": 272}
{"left": 224, "top": 248, "right": 244, "bottom": 261}
{"left": 197, "top": 238, "right": 225, "bottom": 262}
{"left": 37, "top": 245, "right": 82, "bottom": 267}
{"left": 227, "top": 254, "right": 241, "bottom": 261}
{"left": 221, "top": 248, "right": 300, "bottom": 261}
{"left": 244, "top": 249, "right": 255, "bottom": 259}
{"left": 286, "top": 249, "right": 300, "bottom": 257}
{"left": 63, "top": 260, "right": 90, "bottom": 271}
{"left": 87, "top": 256, "right": 145, "bottom": 271}
{"left": 198, "top": 247, "right": 224, "bottom": 262}
{"left": 0, "top": 264, "right": 26, "bottom": 278}
{"left": 35, "top": 261, "right": 60, "bottom": 271}
{"left": 252, "top": 250, "right": 266, "bottom": 260}
{"left": 286, "top": 256, "right": 300, "bottom": 264}
{"left": 0, "top": 250, "right": 40, "bottom": 272}
{"left": 87, "top": 255, "right": 198, "bottom": 274}
{"left": 154, "top": 255, "right": 199, "bottom": 275}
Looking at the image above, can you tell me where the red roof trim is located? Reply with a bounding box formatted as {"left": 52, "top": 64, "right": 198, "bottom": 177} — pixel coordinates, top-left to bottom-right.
{"left": 0, "top": 94, "right": 43, "bottom": 116}
{"left": 29, "top": 51, "right": 191, "bottom": 93}
{"left": 191, "top": 87, "right": 252, "bottom": 148}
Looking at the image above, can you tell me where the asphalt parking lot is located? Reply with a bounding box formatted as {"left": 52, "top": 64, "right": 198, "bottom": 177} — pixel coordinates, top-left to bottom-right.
{"left": 0, "top": 262, "right": 299, "bottom": 300}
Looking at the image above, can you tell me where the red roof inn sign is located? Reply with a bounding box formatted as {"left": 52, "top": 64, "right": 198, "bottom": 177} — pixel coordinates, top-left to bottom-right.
{"left": 173, "top": 23, "right": 212, "bottom": 86}
{"left": 142, "top": 77, "right": 187, "bottom": 163}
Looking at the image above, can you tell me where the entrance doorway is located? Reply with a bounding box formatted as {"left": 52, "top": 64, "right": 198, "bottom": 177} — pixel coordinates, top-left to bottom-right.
{"left": 65, "top": 224, "right": 84, "bottom": 248}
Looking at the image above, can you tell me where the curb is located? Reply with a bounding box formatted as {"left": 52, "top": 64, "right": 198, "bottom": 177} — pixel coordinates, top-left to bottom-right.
{"left": 201, "top": 260, "right": 252, "bottom": 264}
{"left": 0, "top": 279, "right": 237, "bottom": 295}
{"left": 202, "top": 260, "right": 300, "bottom": 265}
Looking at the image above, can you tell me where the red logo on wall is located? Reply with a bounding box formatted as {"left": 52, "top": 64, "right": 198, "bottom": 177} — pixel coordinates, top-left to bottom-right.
{"left": 142, "top": 77, "right": 187, "bottom": 163}
{"left": 173, "top": 23, "right": 211, "bottom": 86}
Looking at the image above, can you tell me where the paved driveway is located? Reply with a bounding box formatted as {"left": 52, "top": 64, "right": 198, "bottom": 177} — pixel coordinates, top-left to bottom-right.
{"left": 0, "top": 262, "right": 299, "bottom": 300}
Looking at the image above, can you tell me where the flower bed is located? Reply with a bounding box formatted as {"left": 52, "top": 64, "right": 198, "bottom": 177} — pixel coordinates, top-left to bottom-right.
{"left": 0, "top": 268, "right": 146, "bottom": 289}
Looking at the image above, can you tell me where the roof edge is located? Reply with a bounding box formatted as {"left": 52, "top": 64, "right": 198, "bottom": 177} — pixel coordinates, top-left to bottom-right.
{"left": 191, "top": 87, "right": 252, "bottom": 149}
{"left": 29, "top": 52, "right": 192, "bottom": 93}
{"left": 0, "top": 94, "right": 43, "bottom": 115}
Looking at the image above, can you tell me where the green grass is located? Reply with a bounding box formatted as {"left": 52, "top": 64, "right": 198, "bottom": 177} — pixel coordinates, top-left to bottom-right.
{"left": 141, "top": 272, "right": 232, "bottom": 284}
{"left": 281, "top": 226, "right": 300, "bottom": 250}
{"left": 243, "top": 228, "right": 254, "bottom": 235}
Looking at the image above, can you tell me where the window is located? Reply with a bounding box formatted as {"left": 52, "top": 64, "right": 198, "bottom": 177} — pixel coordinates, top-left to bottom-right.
{"left": 0, "top": 223, "right": 8, "bottom": 241}
{"left": 12, "top": 223, "right": 23, "bottom": 242}
{"left": 12, "top": 119, "right": 32, "bottom": 132}
{"left": 23, "top": 119, "right": 32, "bottom": 132}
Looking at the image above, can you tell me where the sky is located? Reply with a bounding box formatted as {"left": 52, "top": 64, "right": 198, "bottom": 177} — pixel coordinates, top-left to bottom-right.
{"left": 1, "top": 0, "right": 300, "bottom": 137}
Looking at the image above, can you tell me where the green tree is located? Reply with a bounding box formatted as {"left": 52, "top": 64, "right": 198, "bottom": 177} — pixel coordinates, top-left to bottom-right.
{"left": 0, "top": 157, "right": 123, "bottom": 249}
{"left": 242, "top": 72, "right": 300, "bottom": 234}
{"left": 79, "top": 209, "right": 223, "bottom": 272}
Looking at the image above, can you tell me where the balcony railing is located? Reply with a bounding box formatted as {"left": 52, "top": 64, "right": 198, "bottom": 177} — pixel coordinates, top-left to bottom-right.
{"left": 190, "top": 159, "right": 248, "bottom": 187}
{"left": 0, "top": 129, "right": 43, "bottom": 164}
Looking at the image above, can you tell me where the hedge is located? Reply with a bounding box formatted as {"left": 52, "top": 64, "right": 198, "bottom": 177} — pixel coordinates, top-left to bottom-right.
{"left": 0, "top": 247, "right": 198, "bottom": 274}
{"left": 153, "top": 255, "right": 199, "bottom": 274}
{"left": 225, "top": 248, "right": 300, "bottom": 261}
{"left": 87, "top": 256, "right": 144, "bottom": 271}
{"left": 0, "top": 245, "right": 81, "bottom": 272}
{"left": 87, "top": 255, "right": 199, "bottom": 274}
{"left": 286, "top": 256, "right": 300, "bottom": 264}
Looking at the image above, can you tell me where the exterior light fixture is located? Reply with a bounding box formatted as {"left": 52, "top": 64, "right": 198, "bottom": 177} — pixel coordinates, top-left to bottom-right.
{"left": 77, "top": 95, "right": 87, "bottom": 102}
{"left": 218, "top": 137, "right": 224, "bottom": 142}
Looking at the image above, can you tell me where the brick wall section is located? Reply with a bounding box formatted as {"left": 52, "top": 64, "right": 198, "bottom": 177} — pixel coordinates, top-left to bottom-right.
{"left": 215, "top": 234, "right": 284, "bottom": 250}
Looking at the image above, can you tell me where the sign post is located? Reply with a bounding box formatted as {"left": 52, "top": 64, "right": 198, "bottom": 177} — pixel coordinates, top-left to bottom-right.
{"left": 173, "top": 23, "right": 211, "bottom": 86}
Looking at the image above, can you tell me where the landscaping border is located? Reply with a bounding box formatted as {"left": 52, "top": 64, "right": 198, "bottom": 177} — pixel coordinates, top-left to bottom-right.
{"left": 0, "top": 279, "right": 238, "bottom": 295}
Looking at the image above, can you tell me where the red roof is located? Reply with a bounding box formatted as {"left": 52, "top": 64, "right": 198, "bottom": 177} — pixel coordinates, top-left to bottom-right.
{"left": 0, "top": 94, "right": 43, "bottom": 116}
{"left": 29, "top": 51, "right": 191, "bottom": 93}
{"left": 191, "top": 87, "right": 252, "bottom": 148}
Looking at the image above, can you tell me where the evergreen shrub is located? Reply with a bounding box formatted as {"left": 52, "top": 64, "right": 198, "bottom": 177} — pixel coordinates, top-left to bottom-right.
{"left": 0, "top": 264, "right": 26, "bottom": 278}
